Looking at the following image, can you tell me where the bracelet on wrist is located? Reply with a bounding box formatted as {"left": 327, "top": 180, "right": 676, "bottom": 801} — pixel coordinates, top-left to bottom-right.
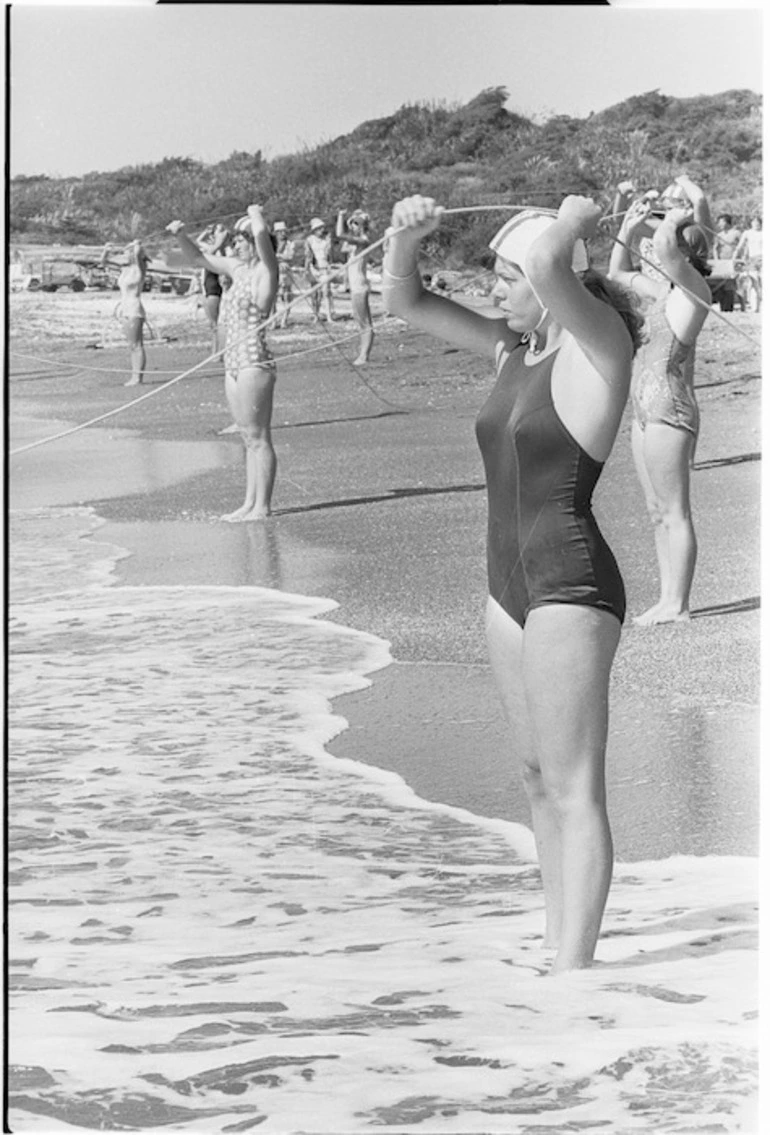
{"left": 381, "top": 266, "right": 420, "bottom": 283}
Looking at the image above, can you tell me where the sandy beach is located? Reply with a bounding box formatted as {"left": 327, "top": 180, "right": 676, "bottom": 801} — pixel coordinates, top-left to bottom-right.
{"left": 9, "top": 289, "right": 761, "bottom": 861}
{"left": 7, "top": 289, "right": 761, "bottom": 1132}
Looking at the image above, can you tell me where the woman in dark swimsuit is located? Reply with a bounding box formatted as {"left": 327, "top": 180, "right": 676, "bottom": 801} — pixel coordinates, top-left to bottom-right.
{"left": 168, "top": 206, "right": 279, "bottom": 521}
{"left": 196, "top": 223, "right": 230, "bottom": 354}
{"left": 383, "top": 195, "right": 642, "bottom": 972}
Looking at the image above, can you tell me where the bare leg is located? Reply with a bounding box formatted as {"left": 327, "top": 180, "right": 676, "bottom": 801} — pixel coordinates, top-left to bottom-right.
{"left": 279, "top": 288, "right": 293, "bottom": 328}
{"left": 309, "top": 279, "right": 321, "bottom": 323}
{"left": 221, "top": 367, "right": 277, "bottom": 521}
{"left": 633, "top": 422, "right": 696, "bottom": 625}
{"left": 351, "top": 289, "right": 374, "bottom": 365}
{"left": 485, "top": 598, "right": 562, "bottom": 949}
{"left": 486, "top": 599, "right": 619, "bottom": 970}
{"left": 631, "top": 422, "right": 667, "bottom": 622}
{"left": 124, "top": 317, "right": 146, "bottom": 385}
{"left": 523, "top": 605, "right": 619, "bottom": 971}
{"left": 204, "top": 295, "right": 220, "bottom": 355}
{"left": 322, "top": 276, "right": 335, "bottom": 322}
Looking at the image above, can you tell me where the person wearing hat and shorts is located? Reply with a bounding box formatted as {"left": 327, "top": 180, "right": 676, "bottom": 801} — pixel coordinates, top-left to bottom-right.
{"left": 336, "top": 208, "right": 375, "bottom": 364}
{"left": 383, "top": 193, "right": 644, "bottom": 973}
{"left": 304, "top": 217, "right": 335, "bottom": 322}
{"left": 609, "top": 174, "right": 713, "bottom": 626}
{"left": 272, "top": 221, "right": 296, "bottom": 327}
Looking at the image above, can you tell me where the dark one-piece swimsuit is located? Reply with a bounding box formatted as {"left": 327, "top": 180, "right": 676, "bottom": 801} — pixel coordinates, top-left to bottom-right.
{"left": 475, "top": 344, "right": 625, "bottom": 629}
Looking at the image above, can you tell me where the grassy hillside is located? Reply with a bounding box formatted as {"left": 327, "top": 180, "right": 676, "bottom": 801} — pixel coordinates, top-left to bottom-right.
{"left": 10, "top": 86, "right": 762, "bottom": 266}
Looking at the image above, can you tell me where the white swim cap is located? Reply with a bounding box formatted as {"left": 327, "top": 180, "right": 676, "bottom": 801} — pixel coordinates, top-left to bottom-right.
{"left": 489, "top": 209, "right": 589, "bottom": 274}
{"left": 309, "top": 217, "right": 325, "bottom": 231}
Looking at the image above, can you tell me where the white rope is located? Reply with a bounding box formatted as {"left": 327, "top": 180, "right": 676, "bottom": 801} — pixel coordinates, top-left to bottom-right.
{"left": 9, "top": 201, "right": 759, "bottom": 457}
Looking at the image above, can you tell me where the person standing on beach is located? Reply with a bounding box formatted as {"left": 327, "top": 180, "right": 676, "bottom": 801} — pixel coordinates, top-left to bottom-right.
{"left": 734, "top": 215, "right": 763, "bottom": 271}
{"left": 714, "top": 213, "right": 742, "bottom": 261}
{"left": 167, "top": 205, "right": 280, "bottom": 521}
{"left": 103, "top": 240, "right": 155, "bottom": 387}
{"left": 304, "top": 217, "right": 335, "bottom": 322}
{"left": 272, "top": 221, "right": 296, "bottom": 328}
{"left": 609, "top": 177, "right": 712, "bottom": 625}
{"left": 196, "top": 223, "right": 230, "bottom": 354}
{"left": 383, "top": 195, "right": 643, "bottom": 973}
{"left": 336, "top": 208, "right": 375, "bottom": 365}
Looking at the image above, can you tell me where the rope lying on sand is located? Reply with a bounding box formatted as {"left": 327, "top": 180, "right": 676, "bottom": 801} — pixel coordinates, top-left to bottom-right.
{"left": 9, "top": 203, "right": 760, "bottom": 457}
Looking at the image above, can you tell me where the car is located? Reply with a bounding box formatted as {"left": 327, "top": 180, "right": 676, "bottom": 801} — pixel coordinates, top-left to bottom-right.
{"left": 36, "top": 258, "right": 88, "bottom": 293}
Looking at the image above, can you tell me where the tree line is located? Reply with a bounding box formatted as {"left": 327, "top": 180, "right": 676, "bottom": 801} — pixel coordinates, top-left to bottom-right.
{"left": 10, "top": 86, "right": 762, "bottom": 267}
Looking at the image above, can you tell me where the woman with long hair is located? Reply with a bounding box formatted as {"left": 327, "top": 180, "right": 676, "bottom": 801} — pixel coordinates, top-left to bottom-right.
{"left": 609, "top": 176, "right": 712, "bottom": 625}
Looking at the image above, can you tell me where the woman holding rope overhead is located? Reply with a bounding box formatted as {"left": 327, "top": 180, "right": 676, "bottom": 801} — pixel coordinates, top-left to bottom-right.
{"left": 336, "top": 208, "right": 376, "bottom": 365}
{"left": 383, "top": 195, "right": 643, "bottom": 973}
{"left": 196, "top": 222, "right": 231, "bottom": 354}
{"left": 167, "top": 204, "right": 280, "bottom": 521}
{"left": 609, "top": 176, "right": 712, "bottom": 625}
{"left": 103, "top": 239, "right": 156, "bottom": 387}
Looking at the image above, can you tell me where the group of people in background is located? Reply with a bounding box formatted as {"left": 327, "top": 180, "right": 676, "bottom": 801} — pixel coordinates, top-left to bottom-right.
{"left": 104, "top": 168, "right": 757, "bottom": 974}
{"left": 187, "top": 210, "right": 377, "bottom": 347}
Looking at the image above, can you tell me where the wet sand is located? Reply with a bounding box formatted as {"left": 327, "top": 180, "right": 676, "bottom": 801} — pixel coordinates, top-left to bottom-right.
{"left": 8, "top": 300, "right": 762, "bottom": 861}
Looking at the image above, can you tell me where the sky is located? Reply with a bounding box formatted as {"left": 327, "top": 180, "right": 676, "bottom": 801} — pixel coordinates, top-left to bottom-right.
{"left": 7, "top": 3, "right": 765, "bottom": 179}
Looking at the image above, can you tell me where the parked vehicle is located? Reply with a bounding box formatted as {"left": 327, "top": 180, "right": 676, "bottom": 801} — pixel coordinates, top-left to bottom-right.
{"left": 34, "top": 258, "right": 89, "bottom": 292}
{"left": 143, "top": 270, "right": 194, "bottom": 295}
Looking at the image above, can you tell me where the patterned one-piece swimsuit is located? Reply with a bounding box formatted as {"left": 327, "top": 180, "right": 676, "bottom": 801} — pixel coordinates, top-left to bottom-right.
{"left": 223, "top": 269, "right": 274, "bottom": 377}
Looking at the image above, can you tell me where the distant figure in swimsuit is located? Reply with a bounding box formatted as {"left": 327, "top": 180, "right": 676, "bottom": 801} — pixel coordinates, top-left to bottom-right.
{"left": 609, "top": 175, "right": 712, "bottom": 625}
{"left": 104, "top": 240, "right": 155, "bottom": 386}
{"left": 273, "top": 221, "right": 296, "bottom": 328}
{"left": 384, "top": 194, "right": 643, "bottom": 973}
{"left": 167, "top": 205, "right": 280, "bottom": 520}
{"left": 714, "top": 213, "right": 742, "bottom": 261}
{"left": 197, "top": 223, "right": 230, "bottom": 353}
{"left": 734, "top": 215, "right": 763, "bottom": 271}
{"left": 336, "top": 209, "right": 375, "bottom": 364}
{"left": 304, "top": 217, "right": 335, "bottom": 322}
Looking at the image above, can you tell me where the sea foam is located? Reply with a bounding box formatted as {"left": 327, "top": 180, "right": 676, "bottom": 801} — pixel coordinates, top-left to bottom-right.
{"left": 8, "top": 508, "right": 758, "bottom": 1133}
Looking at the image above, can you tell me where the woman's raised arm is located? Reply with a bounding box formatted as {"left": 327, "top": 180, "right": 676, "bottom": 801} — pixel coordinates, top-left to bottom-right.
{"left": 166, "top": 220, "right": 234, "bottom": 276}
{"left": 383, "top": 196, "right": 504, "bottom": 361}
{"left": 526, "top": 196, "right": 634, "bottom": 384}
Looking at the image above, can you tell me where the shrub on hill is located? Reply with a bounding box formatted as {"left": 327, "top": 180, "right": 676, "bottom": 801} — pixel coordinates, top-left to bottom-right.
{"left": 10, "top": 87, "right": 762, "bottom": 268}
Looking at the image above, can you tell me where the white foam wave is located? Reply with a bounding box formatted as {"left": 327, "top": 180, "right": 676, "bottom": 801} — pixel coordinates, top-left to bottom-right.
{"left": 8, "top": 506, "right": 758, "bottom": 1133}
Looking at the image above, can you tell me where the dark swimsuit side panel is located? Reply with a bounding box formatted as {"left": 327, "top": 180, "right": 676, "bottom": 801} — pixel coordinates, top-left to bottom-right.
{"left": 476, "top": 351, "right": 626, "bottom": 627}
{"left": 204, "top": 271, "right": 223, "bottom": 298}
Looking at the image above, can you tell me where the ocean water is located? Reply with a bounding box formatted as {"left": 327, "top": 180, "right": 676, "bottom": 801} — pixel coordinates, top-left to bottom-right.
{"left": 7, "top": 506, "right": 759, "bottom": 1134}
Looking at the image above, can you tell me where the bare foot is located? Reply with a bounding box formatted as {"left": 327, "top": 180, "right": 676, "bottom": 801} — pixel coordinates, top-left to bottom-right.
{"left": 352, "top": 356, "right": 369, "bottom": 366}
{"left": 633, "top": 605, "right": 690, "bottom": 626}
{"left": 220, "top": 504, "right": 255, "bottom": 522}
{"left": 124, "top": 379, "right": 143, "bottom": 387}
{"left": 241, "top": 507, "right": 271, "bottom": 522}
